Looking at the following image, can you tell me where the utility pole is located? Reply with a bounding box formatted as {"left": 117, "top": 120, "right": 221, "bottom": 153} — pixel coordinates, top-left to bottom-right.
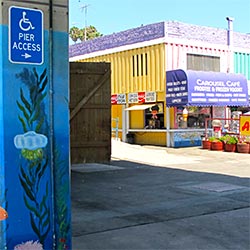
{"left": 79, "top": 2, "right": 90, "bottom": 41}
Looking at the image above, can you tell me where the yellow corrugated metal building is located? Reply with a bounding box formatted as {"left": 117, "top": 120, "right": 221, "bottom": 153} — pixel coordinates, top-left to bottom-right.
{"left": 75, "top": 39, "right": 169, "bottom": 145}
{"left": 69, "top": 21, "right": 250, "bottom": 147}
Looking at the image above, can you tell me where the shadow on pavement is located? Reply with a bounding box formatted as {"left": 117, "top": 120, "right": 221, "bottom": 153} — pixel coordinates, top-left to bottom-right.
{"left": 71, "top": 159, "right": 250, "bottom": 250}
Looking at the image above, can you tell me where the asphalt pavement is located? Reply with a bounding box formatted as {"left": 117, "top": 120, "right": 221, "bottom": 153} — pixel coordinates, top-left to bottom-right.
{"left": 71, "top": 139, "right": 250, "bottom": 250}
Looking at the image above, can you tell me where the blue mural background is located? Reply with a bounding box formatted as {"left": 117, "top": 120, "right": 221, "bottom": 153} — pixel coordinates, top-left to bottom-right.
{"left": 0, "top": 21, "right": 71, "bottom": 250}
{"left": 0, "top": 18, "right": 7, "bottom": 250}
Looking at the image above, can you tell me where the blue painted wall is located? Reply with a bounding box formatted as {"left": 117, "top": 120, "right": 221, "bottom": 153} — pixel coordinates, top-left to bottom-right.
{"left": 172, "top": 131, "right": 203, "bottom": 148}
{"left": 0, "top": 13, "right": 71, "bottom": 250}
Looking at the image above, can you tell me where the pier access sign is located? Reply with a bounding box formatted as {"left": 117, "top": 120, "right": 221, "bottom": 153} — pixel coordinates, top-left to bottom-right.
{"left": 9, "top": 6, "right": 44, "bottom": 65}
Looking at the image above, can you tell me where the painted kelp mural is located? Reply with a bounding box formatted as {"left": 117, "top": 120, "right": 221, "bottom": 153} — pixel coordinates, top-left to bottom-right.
{"left": 3, "top": 67, "right": 71, "bottom": 249}
{"left": 14, "top": 67, "right": 50, "bottom": 248}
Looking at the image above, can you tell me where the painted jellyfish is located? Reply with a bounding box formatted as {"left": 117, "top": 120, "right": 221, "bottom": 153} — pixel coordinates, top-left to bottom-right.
{"left": 14, "top": 131, "right": 48, "bottom": 161}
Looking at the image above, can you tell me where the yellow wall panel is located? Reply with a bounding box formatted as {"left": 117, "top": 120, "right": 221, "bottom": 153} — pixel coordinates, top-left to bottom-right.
{"left": 157, "top": 92, "right": 165, "bottom": 102}
{"left": 135, "top": 132, "right": 166, "bottom": 146}
{"left": 132, "top": 54, "right": 137, "bottom": 92}
{"left": 155, "top": 46, "right": 160, "bottom": 90}
{"left": 111, "top": 105, "right": 123, "bottom": 129}
{"left": 142, "top": 48, "right": 147, "bottom": 91}
{"left": 78, "top": 43, "right": 166, "bottom": 95}
{"left": 160, "top": 44, "right": 166, "bottom": 92}
{"left": 149, "top": 48, "right": 155, "bottom": 91}
{"left": 126, "top": 52, "right": 131, "bottom": 92}
{"left": 113, "top": 56, "right": 118, "bottom": 93}
{"left": 129, "top": 51, "right": 133, "bottom": 92}
{"left": 130, "top": 110, "right": 144, "bottom": 128}
{"left": 121, "top": 56, "right": 126, "bottom": 93}
{"left": 170, "top": 107, "right": 175, "bottom": 128}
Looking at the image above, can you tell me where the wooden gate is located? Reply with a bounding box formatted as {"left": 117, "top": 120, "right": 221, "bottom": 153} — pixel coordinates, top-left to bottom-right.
{"left": 70, "top": 62, "right": 111, "bottom": 163}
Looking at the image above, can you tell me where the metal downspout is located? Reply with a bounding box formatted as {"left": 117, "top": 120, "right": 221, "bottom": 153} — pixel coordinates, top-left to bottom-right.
{"left": 226, "top": 16, "right": 234, "bottom": 73}
{"left": 164, "top": 22, "right": 171, "bottom": 147}
{"left": 49, "top": 0, "right": 56, "bottom": 247}
{"left": 166, "top": 107, "right": 170, "bottom": 147}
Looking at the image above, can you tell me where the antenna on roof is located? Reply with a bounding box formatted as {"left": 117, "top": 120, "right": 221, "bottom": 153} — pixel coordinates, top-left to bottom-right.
{"left": 79, "top": 1, "right": 90, "bottom": 41}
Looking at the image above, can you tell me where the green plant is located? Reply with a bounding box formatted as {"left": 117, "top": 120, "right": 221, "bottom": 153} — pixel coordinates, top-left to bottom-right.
{"left": 208, "top": 136, "right": 222, "bottom": 142}
{"left": 238, "top": 136, "right": 250, "bottom": 144}
{"left": 221, "top": 134, "right": 238, "bottom": 145}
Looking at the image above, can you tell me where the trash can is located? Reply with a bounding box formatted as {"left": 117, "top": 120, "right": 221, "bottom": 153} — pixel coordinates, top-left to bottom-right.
{"left": 126, "top": 133, "right": 135, "bottom": 144}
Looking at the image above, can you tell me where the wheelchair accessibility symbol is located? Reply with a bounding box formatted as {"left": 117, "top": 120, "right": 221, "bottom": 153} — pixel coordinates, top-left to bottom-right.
{"left": 19, "top": 11, "right": 35, "bottom": 31}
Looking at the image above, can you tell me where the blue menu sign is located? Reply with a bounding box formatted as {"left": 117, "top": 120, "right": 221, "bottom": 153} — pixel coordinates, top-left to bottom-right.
{"left": 9, "top": 6, "right": 44, "bottom": 65}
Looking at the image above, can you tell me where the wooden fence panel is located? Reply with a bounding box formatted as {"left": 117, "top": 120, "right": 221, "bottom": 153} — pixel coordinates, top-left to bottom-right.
{"left": 70, "top": 62, "right": 111, "bottom": 163}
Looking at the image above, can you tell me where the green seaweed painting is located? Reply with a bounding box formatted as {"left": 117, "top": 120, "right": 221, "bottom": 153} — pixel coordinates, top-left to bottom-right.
{"left": 15, "top": 68, "right": 50, "bottom": 246}
{"left": 54, "top": 147, "right": 71, "bottom": 250}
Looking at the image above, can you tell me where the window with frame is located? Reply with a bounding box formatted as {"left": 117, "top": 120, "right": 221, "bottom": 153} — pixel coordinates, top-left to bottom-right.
{"left": 187, "top": 54, "right": 220, "bottom": 72}
{"left": 176, "top": 106, "right": 212, "bottom": 129}
{"left": 145, "top": 103, "right": 164, "bottom": 129}
{"left": 132, "top": 53, "right": 148, "bottom": 77}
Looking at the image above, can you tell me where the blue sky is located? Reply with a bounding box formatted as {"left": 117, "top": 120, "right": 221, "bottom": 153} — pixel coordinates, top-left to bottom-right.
{"left": 69, "top": 0, "right": 250, "bottom": 42}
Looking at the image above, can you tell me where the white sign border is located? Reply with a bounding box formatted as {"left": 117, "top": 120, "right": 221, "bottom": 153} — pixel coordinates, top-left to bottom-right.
{"left": 8, "top": 5, "right": 44, "bottom": 65}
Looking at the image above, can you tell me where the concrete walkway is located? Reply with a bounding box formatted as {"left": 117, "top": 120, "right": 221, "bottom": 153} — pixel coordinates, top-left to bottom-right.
{"left": 71, "top": 139, "right": 250, "bottom": 250}
{"left": 111, "top": 139, "right": 250, "bottom": 178}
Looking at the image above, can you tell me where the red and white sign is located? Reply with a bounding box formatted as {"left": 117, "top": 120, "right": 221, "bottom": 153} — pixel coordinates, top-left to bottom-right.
{"left": 138, "top": 92, "right": 145, "bottom": 103}
{"left": 145, "top": 91, "right": 156, "bottom": 102}
{"left": 111, "top": 94, "right": 117, "bottom": 104}
{"left": 111, "top": 94, "right": 126, "bottom": 104}
{"left": 128, "top": 93, "right": 138, "bottom": 103}
{"left": 117, "top": 94, "right": 126, "bottom": 104}
{"left": 128, "top": 91, "right": 156, "bottom": 104}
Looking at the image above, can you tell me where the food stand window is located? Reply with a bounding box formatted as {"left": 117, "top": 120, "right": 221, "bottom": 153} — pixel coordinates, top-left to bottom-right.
{"left": 145, "top": 103, "right": 164, "bottom": 129}
{"left": 175, "top": 106, "right": 212, "bottom": 129}
{"left": 125, "top": 103, "right": 164, "bottom": 130}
